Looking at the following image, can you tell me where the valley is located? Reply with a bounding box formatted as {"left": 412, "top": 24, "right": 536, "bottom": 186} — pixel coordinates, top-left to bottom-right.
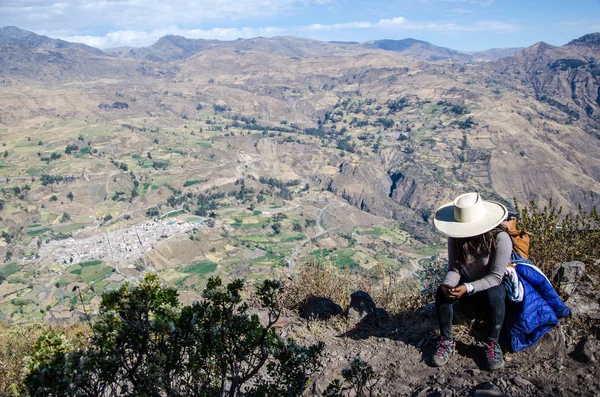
{"left": 0, "top": 27, "right": 599, "bottom": 322}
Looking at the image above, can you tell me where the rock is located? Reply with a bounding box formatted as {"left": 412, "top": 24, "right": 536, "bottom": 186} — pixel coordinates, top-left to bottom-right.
{"left": 473, "top": 390, "right": 507, "bottom": 397}
{"left": 473, "top": 382, "right": 509, "bottom": 397}
{"left": 361, "top": 307, "right": 390, "bottom": 326}
{"left": 553, "top": 261, "right": 585, "bottom": 295}
{"left": 571, "top": 336, "right": 600, "bottom": 363}
{"left": 519, "top": 325, "right": 566, "bottom": 360}
{"left": 511, "top": 376, "right": 533, "bottom": 388}
{"left": 477, "top": 382, "right": 500, "bottom": 391}
{"left": 347, "top": 290, "right": 377, "bottom": 321}
{"left": 565, "top": 281, "right": 600, "bottom": 320}
{"left": 300, "top": 296, "right": 343, "bottom": 320}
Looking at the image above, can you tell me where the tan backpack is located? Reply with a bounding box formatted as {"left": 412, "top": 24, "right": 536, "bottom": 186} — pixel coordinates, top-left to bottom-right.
{"left": 498, "top": 218, "right": 531, "bottom": 259}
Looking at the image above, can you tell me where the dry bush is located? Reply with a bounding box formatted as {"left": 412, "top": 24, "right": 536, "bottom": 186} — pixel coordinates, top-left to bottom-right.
{"left": 0, "top": 322, "right": 89, "bottom": 396}
{"left": 282, "top": 259, "right": 358, "bottom": 311}
{"left": 282, "top": 259, "right": 424, "bottom": 315}
{"left": 515, "top": 199, "right": 600, "bottom": 282}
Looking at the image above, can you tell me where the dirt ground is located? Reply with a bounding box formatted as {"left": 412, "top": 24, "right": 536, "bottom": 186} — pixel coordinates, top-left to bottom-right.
{"left": 280, "top": 310, "right": 600, "bottom": 397}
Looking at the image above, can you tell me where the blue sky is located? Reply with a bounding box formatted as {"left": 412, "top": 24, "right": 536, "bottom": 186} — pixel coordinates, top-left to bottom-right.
{"left": 1, "top": 0, "right": 599, "bottom": 50}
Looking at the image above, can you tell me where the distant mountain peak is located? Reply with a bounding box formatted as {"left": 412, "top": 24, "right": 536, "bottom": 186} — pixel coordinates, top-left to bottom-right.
{"left": 1, "top": 26, "right": 34, "bottom": 37}
{"left": 566, "top": 32, "right": 600, "bottom": 48}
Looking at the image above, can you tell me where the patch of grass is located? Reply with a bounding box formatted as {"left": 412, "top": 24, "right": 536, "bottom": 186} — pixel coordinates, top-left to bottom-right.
{"left": 81, "top": 265, "right": 113, "bottom": 283}
{"left": 26, "top": 227, "right": 51, "bottom": 236}
{"left": 0, "top": 263, "right": 19, "bottom": 277}
{"left": 253, "top": 210, "right": 262, "bottom": 216}
{"left": 81, "top": 260, "right": 102, "bottom": 267}
{"left": 183, "top": 179, "right": 208, "bottom": 187}
{"left": 333, "top": 250, "right": 359, "bottom": 270}
{"left": 25, "top": 168, "right": 41, "bottom": 176}
{"left": 237, "top": 235, "right": 270, "bottom": 243}
{"left": 160, "top": 210, "right": 185, "bottom": 219}
{"left": 7, "top": 278, "right": 25, "bottom": 284}
{"left": 231, "top": 222, "right": 263, "bottom": 229}
{"left": 412, "top": 247, "right": 441, "bottom": 256}
{"left": 180, "top": 261, "right": 217, "bottom": 275}
{"left": 54, "top": 224, "right": 84, "bottom": 234}
{"left": 55, "top": 279, "right": 71, "bottom": 287}
{"left": 68, "top": 266, "right": 82, "bottom": 275}
{"left": 141, "top": 183, "right": 151, "bottom": 195}
{"left": 196, "top": 142, "right": 212, "bottom": 148}
{"left": 27, "top": 224, "right": 42, "bottom": 229}
{"left": 11, "top": 298, "right": 35, "bottom": 307}
{"left": 310, "top": 249, "right": 332, "bottom": 257}
{"left": 357, "top": 227, "right": 387, "bottom": 236}
{"left": 174, "top": 275, "right": 190, "bottom": 287}
{"left": 281, "top": 234, "right": 306, "bottom": 243}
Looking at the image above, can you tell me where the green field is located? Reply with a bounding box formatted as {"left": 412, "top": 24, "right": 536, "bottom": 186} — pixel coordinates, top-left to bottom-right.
{"left": 81, "top": 264, "right": 113, "bottom": 283}
{"left": 27, "top": 223, "right": 42, "bottom": 229}
{"left": 180, "top": 261, "right": 217, "bottom": 275}
{"left": 26, "top": 227, "right": 51, "bottom": 236}
{"left": 54, "top": 223, "right": 84, "bottom": 233}
{"left": 412, "top": 246, "right": 445, "bottom": 256}
{"left": 81, "top": 260, "right": 102, "bottom": 267}
{"left": 160, "top": 210, "right": 185, "bottom": 219}
{"left": 68, "top": 265, "right": 82, "bottom": 275}
{"left": 196, "top": 142, "right": 212, "bottom": 148}
{"left": 309, "top": 248, "right": 359, "bottom": 270}
{"left": 183, "top": 179, "right": 208, "bottom": 187}
{"left": 75, "top": 147, "right": 90, "bottom": 158}
{"left": 0, "top": 263, "right": 20, "bottom": 277}
{"left": 280, "top": 234, "right": 305, "bottom": 243}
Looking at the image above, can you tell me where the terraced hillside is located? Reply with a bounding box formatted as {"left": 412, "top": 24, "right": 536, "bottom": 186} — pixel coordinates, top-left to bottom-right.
{"left": 0, "top": 27, "right": 598, "bottom": 322}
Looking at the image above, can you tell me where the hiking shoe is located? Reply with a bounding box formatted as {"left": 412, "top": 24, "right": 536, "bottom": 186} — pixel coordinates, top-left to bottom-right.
{"left": 486, "top": 341, "right": 505, "bottom": 370}
{"left": 432, "top": 338, "right": 455, "bottom": 367}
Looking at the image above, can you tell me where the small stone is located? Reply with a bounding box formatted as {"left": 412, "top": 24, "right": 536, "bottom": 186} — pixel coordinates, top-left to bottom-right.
{"left": 473, "top": 391, "right": 508, "bottom": 397}
{"left": 511, "top": 376, "right": 533, "bottom": 388}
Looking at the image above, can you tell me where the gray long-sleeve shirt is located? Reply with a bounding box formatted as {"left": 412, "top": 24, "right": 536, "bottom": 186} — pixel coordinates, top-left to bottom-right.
{"left": 442, "top": 231, "right": 512, "bottom": 294}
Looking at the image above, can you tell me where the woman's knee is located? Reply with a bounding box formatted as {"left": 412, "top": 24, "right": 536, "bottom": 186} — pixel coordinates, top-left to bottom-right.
{"left": 435, "top": 285, "right": 450, "bottom": 305}
{"left": 484, "top": 284, "right": 506, "bottom": 305}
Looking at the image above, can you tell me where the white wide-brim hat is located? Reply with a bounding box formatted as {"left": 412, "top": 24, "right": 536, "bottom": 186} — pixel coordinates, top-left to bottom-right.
{"left": 433, "top": 192, "right": 508, "bottom": 238}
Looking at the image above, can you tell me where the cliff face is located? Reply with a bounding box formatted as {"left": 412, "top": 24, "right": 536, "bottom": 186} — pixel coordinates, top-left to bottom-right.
{"left": 500, "top": 36, "right": 600, "bottom": 126}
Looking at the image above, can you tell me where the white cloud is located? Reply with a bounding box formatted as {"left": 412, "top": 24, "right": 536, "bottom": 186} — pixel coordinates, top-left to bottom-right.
{"left": 305, "top": 21, "right": 372, "bottom": 31}
{"left": 47, "top": 15, "right": 518, "bottom": 48}
{"left": 56, "top": 26, "right": 287, "bottom": 48}
{"left": 304, "top": 17, "right": 519, "bottom": 33}
{"left": 0, "top": 0, "right": 304, "bottom": 31}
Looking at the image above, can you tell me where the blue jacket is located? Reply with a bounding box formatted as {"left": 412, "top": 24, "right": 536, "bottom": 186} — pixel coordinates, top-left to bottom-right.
{"left": 502, "top": 258, "right": 571, "bottom": 352}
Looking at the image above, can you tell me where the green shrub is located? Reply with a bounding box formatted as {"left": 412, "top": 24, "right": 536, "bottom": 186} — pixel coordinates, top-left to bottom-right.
{"left": 24, "top": 274, "right": 324, "bottom": 396}
{"left": 323, "top": 357, "right": 378, "bottom": 397}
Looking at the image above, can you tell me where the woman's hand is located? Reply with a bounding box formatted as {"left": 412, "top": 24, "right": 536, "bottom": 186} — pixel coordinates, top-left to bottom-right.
{"left": 448, "top": 285, "right": 468, "bottom": 299}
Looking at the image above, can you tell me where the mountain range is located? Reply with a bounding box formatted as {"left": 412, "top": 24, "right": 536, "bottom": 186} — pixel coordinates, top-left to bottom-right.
{"left": 0, "top": 26, "right": 599, "bottom": 238}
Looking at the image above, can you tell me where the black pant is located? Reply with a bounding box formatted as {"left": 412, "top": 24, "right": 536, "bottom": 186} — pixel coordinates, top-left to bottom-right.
{"left": 435, "top": 283, "right": 506, "bottom": 342}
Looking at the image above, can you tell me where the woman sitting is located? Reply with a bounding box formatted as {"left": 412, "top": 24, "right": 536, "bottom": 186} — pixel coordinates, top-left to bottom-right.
{"left": 431, "top": 192, "right": 511, "bottom": 370}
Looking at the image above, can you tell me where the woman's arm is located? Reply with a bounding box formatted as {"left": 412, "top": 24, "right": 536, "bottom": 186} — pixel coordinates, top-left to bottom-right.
{"left": 469, "top": 232, "right": 512, "bottom": 293}
{"left": 442, "top": 237, "right": 461, "bottom": 288}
